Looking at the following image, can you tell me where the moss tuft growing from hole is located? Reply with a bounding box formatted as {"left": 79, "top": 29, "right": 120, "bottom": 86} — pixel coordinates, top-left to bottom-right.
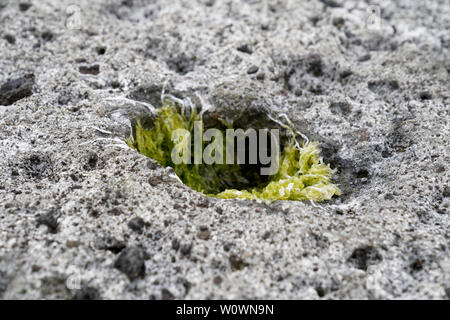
{"left": 127, "top": 101, "right": 341, "bottom": 202}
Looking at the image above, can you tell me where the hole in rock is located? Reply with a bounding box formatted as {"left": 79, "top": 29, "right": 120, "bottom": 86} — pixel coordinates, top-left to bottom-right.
{"left": 123, "top": 94, "right": 341, "bottom": 202}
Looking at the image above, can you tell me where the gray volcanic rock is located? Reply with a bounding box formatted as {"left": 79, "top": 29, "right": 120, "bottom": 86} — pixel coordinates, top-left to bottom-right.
{"left": 0, "top": 0, "right": 448, "bottom": 299}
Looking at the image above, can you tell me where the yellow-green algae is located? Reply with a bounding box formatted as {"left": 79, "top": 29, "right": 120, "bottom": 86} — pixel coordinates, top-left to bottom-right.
{"left": 127, "top": 101, "right": 341, "bottom": 202}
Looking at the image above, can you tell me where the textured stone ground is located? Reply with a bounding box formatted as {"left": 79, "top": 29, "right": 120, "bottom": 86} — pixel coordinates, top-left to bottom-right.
{"left": 0, "top": 0, "right": 449, "bottom": 299}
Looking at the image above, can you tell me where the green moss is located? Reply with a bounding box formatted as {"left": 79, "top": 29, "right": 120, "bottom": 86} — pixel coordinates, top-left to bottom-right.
{"left": 217, "top": 143, "right": 341, "bottom": 201}
{"left": 127, "top": 101, "right": 341, "bottom": 202}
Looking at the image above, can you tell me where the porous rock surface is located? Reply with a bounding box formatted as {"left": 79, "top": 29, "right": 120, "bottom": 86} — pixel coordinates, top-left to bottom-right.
{"left": 0, "top": 0, "right": 448, "bottom": 299}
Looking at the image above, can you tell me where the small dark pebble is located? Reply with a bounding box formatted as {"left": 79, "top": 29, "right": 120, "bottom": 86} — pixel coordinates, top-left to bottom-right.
{"left": 96, "top": 47, "right": 106, "bottom": 55}
{"left": 309, "top": 16, "right": 320, "bottom": 26}
{"left": 128, "top": 217, "right": 145, "bottom": 234}
{"left": 172, "top": 238, "right": 180, "bottom": 251}
{"left": 19, "top": 3, "right": 32, "bottom": 11}
{"left": 237, "top": 44, "right": 253, "bottom": 54}
{"left": 213, "top": 275, "right": 222, "bottom": 285}
{"left": 340, "top": 70, "right": 353, "bottom": 79}
{"left": 223, "top": 243, "right": 232, "bottom": 252}
{"left": 110, "top": 80, "right": 121, "bottom": 89}
{"left": 443, "top": 186, "right": 450, "bottom": 198}
{"left": 358, "top": 54, "right": 371, "bottom": 62}
{"left": 355, "top": 168, "right": 370, "bottom": 179}
{"left": 180, "top": 242, "right": 192, "bottom": 256}
{"left": 90, "top": 209, "right": 99, "bottom": 218}
{"left": 31, "top": 265, "right": 42, "bottom": 272}
{"left": 70, "top": 173, "right": 79, "bottom": 182}
{"left": 161, "top": 288, "right": 175, "bottom": 300}
{"left": 146, "top": 160, "right": 159, "bottom": 170}
{"left": 319, "top": 0, "right": 342, "bottom": 8}
{"left": 262, "top": 231, "right": 271, "bottom": 240}
{"left": 36, "top": 210, "right": 58, "bottom": 234}
{"left": 332, "top": 17, "right": 345, "bottom": 27}
{"left": 384, "top": 193, "right": 394, "bottom": 200}
{"left": 410, "top": 259, "right": 423, "bottom": 271}
{"left": 148, "top": 175, "right": 162, "bottom": 186}
{"left": 197, "top": 229, "right": 211, "bottom": 240}
{"left": 41, "top": 31, "right": 54, "bottom": 42}
{"left": 79, "top": 65, "right": 100, "bottom": 75}
{"left": 97, "top": 236, "right": 126, "bottom": 254}
{"left": 4, "top": 34, "right": 16, "bottom": 44}
{"left": 108, "top": 208, "right": 122, "bottom": 216}
{"left": 382, "top": 149, "right": 392, "bottom": 158}
{"left": 247, "top": 66, "right": 259, "bottom": 74}
{"left": 72, "top": 287, "right": 101, "bottom": 300}
{"left": 229, "top": 255, "right": 246, "bottom": 271}
{"left": 435, "top": 166, "right": 445, "bottom": 173}
{"left": 315, "top": 286, "right": 326, "bottom": 297}
{"left": 419, "top": 91, "right": 432, "bottom": 100}
{"left": 0, "top": 74, "right": 35, "bottom": 106}
{"left": 196, "top": 199, "right": 210, "bottom": 208}
{"left": 114, "top": 247, "right": 147, "bottom": 281}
